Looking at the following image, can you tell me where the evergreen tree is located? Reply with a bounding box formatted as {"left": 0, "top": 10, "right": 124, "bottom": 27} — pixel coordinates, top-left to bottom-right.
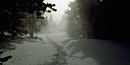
{"left": 66, "top": 0, "right": 100, "bottom": 38}
{"left": 67, "top": 0, "right": 130, "bottom": 43}
{"left": 66, "top": 1, "right": 82, "bottom": 37}
{"left": 0, "top": 0, "right": 57, "bottom": 40}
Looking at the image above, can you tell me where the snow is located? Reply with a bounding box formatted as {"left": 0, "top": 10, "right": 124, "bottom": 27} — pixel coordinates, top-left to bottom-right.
{"left": 1, "top": 38, "right": 56, "bottom": 65}
{"left": 0, "top": 32, "right": 130, "bottom": 65}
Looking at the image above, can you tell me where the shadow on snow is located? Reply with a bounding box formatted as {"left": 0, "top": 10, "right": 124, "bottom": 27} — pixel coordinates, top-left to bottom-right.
{"left": 62, "top": 38, "right": 130, "bottom": 65}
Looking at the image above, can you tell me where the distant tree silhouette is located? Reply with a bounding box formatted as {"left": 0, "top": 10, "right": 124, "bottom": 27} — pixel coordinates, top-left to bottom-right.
{"left": 47, "top": 14, "right": 57, "bottom": 33}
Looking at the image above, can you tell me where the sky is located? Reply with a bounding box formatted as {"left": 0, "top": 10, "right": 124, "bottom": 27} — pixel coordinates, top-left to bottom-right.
{"left": 44, "top": 0, "right": 74, "bottom": 23}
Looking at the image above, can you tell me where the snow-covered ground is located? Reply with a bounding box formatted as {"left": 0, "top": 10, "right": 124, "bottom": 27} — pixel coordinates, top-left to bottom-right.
{"left": 0, "top": 32, "right": 130, "bottom": 65}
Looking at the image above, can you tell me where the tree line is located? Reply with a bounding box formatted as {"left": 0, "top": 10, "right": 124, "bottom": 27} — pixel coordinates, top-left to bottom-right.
{"left": 66, "top": 0, "right": 130, "bottom": 42}
{"left": 0, "top": 0, "right": 56, "bottom": 40}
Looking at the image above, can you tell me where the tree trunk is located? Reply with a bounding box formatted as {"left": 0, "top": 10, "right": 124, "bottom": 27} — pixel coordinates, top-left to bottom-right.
{"left": 30, "top": 23, "right": 34, "bottom": 37}
{"left": 29, "top": 14, "right": 34, "bottom": 38}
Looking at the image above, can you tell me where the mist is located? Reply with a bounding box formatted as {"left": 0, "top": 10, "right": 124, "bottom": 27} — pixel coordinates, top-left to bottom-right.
{"left": 0, "top": 0, "right": 130, "bottom": 65}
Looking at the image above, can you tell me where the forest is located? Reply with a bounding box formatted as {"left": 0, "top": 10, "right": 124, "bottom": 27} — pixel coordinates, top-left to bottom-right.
{"left": 0, "top": 0, "right": 56, "bottom": 40}
{"left": 0, "top": 0, "right": 129, "bottom": 42}
{"left": 0, "top": 0, "right": 130, "bottom": 65}
{"left": 66, "top": 0, "right": 130, "bottom": 43}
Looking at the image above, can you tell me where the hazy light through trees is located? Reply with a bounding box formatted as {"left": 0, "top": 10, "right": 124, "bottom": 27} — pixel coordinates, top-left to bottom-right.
{"left": 44, "top": 0, "right": 74, "bottom": 24}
